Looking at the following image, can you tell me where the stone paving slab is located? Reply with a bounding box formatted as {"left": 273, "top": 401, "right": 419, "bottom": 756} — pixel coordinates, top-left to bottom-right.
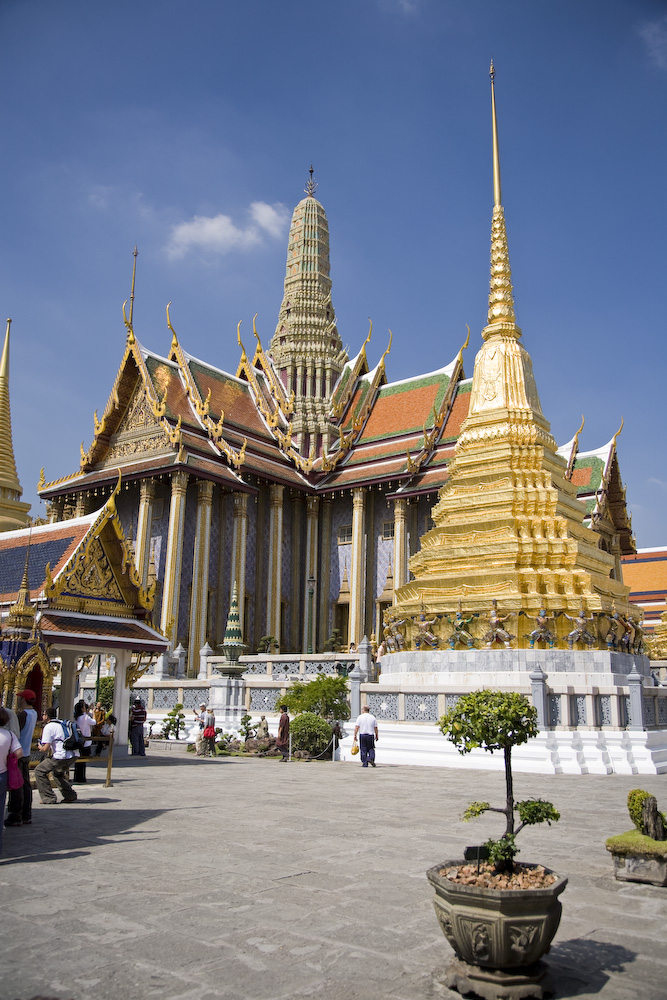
{"left": 1, "top": 754, "right": 667, "bottom": 1000}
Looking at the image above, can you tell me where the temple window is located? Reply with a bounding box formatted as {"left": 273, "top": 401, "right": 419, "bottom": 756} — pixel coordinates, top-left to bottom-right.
{"left": 382, "top": 521, "right": 395, "bottom": 540}
{"left": 337, "top": 524, "right": 353, "bottom": 545}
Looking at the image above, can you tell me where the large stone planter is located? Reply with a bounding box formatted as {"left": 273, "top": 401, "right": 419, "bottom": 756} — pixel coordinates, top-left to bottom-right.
{"left": 427, "top": 861, "right": 567, "bottom": 1000}
{"left": 609, "top": 850, "right": 667, "bottom": 886}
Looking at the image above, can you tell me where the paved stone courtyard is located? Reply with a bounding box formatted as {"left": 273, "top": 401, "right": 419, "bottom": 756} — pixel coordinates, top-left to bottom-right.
{"left": 2, "top": 753, "right": 667, "bottom": 1000}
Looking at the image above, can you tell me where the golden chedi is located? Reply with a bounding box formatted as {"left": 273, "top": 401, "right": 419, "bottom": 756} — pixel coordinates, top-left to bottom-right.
{"left": 393, "top": 64, "right": 636, "bottom": 650}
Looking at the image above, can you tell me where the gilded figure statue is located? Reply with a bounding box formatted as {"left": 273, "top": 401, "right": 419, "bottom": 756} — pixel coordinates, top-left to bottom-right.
{"left": 384, "top": 614, "right": 407, "bottom": 652}
{"left": 563, "top": 607, "right": 596, "bottom": 650}
{"left": 605, "top": 611, "right": 634, "bottom": 652}
{"left": 413, "top": 611, "right": 439, "bottom": 649}
{"left": 482, "top": 600, "right": 514, "bottom": 648}
{"left": 528, "top": 609, "right": 555, "bottom": 649}
{"left": 445, "top": 610, "right": 476, "bottom": 650}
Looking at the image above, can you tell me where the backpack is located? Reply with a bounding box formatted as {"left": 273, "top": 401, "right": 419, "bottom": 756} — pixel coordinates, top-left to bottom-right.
{"left": 60, "top": 720, "right": 84, "bottom": 753}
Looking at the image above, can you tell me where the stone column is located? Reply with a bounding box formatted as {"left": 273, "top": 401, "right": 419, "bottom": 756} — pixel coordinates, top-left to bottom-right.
{"left": 160, "top": 470, "right": 189, "bottom": 648}
{"left": 230, "top": 492, "right": 249, "bottom": 635}
{"left": 319, "top": 496, "right": 333, "bottom": 646}
{"left": 627, "top": 666, "right": 645, "bottom": 731}
{"left": 358, "top": 634, "right": 372, "bottom": 683}
{"left": 188, "top": 480, "right": 214, "bottom": 675}
{"left": 349, "top": 663, "right": 362, "bottom": 720}
{"left": 267, "top": 484, "right": 284, "bottom": 650}
{"left": 349, "top": 488, "right": 366, "bottom": 647}
{"left": 302, "top": 496, "right": 320, "bottom": 652}
{"left": 111, "top": 649, "right": 132, "bottom": 758}
{"left": 393, "top": 498, "right": 408, "bottom": 589}
{"left": 530, "top": 665, "right": 549, "bottom": 729}
{"left": 134, "top": 478, "right": 155, "bottom": 588}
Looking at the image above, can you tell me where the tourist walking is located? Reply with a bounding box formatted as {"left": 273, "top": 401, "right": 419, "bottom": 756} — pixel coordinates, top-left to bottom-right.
{"left": 202, "top": 707, "right": 216, "bottom": 756}
{"left": 129, "top": 698, "right": 147, "bottom": 756}
{"left": 92, "top": 701, "right": 106, "bottom": 756}
{"left": 73, "top": 700, "right": 94, "bottom": 783}
{"left": 353, "top": 706, "right": 378, "bottom": 767}
{"left": 34, "top": 707, "right": 78, "bottom": 804}
{"left": 194, "top": 702, "right": 207, "bottom": 756}
{"left": 5, "top": 689, "right": 38, "bottom": 828}
{"left": 276, "top": 705, "right": 290, "bottom": 761}
{"left": 0, "top": 707, "right": 23, "bottom": 854}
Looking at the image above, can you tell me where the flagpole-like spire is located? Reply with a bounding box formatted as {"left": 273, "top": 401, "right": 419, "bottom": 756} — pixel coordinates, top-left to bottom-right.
{"left": 484, "top": 61, "right": 518, "bottom": 336}
{"left": 0, "top": 319, "right": 21, "bottom": 492}
{"left": 490, "top": 60, "right": 501, "bottom": 208}
{"left": 129, "top": 245, "right": 139, "bottom": 327}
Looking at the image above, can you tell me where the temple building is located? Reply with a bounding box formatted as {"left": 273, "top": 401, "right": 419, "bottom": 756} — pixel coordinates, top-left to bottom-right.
{"left": 34, "top": 79, "right": 637, "bottom": 675}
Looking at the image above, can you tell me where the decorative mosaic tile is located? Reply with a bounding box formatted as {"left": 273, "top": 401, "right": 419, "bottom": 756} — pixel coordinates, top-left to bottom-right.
{"left": 621, "top": 695, "right": 630, "bottom": 728}
{"left": 272, "top": 661, "right": 301, "bottom": 677}
{"left": 249, "top": 688, "right": 280, "bottom": 711}
{"left": 183, "top": 688, "right": 210, "bottom": 709}
{"left": 305, "top": 659, "right": 337, "bottom": 675}
{"left": 571, "top": 695, "right": 587, "bottom": 727}
{"left": 548, "top": 694, "right": 561, "bottom": 727}
{"left": 367, "top": 693, "right": 398, "bottom": 721}
{"left": 597, "top": 695, "right": 612, "bottom": 727}
{"left": 405, "top": 693, "right": 438, "bottom": 722}
{"left": 657, "top": 699, "right": 667, "bottom": 727}
{"left": 244, "top": 661, "right": 268, "bottom": 675}
{"left": 643, "top": 697, "right": 656, "bottom": 727}
{"left": 445, "top": 694, "right": 460, "bottom": 712}
{"left": 153, "top": 689, "right": 178, "bottom": 710}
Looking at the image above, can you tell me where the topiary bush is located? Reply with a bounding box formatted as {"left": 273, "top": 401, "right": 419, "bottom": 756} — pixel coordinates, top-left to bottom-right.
{"left": 162, "top": 704, "right": 186, "bottom": 740}
{"left": 290, "top": 712, "right": 333, "bottom": 757}
{"left": 628, "top": 789, "right": 651, "bottom": 830}
{"left": 439, "top": 689, "right": 559, "bottom": 873}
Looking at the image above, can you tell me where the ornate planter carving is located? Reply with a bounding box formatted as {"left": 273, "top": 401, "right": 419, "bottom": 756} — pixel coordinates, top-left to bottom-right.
{"left": 608, "top": 850, "right": 667, "bottom": 886}
{"left": 426, "top": 861, "right": 567, "bottom": 1000}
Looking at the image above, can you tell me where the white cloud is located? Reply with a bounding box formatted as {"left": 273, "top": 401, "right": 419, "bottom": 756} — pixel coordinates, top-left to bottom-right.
{"left": 638, "top": 15, "right": 667, "bottom": 70}
{"left": 648, "top": 477, "right": 667, "bottom": 492}
{"left": 167, "top": 201, "right": 289, "bottom": 260}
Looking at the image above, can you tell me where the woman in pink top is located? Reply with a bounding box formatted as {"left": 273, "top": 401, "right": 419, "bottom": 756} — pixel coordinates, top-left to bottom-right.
{"left": 0, "top": 707, "right": 23, "bottom": 855}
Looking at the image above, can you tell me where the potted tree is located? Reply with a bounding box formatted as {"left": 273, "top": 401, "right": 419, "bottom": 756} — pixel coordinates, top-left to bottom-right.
{"left": 606, "top": 789, "right": 667, "bottom": 886}
{"left": 427, "top": 689, "right": 567, "bottom": 1000}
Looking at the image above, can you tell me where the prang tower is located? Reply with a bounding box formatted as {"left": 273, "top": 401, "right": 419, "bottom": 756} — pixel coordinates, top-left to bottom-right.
{"left": 268, "top": 169, "right": 348, "bottom": 457}
{"left": 0, "top": 319, "right": 30, "bottom": 531}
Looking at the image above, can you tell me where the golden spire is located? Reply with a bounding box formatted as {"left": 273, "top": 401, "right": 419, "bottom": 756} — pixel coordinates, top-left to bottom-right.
{"left": 6, "top": 538, "right": 36, "bottom": 630}
{"left": 485, "top": 61, "right": 517, "bottom": 335}
{"left": 129, "top": 246, "right": 138, "bottom": 327}
{"left": 0, "top": 319, "right": 27, "bottom": 510}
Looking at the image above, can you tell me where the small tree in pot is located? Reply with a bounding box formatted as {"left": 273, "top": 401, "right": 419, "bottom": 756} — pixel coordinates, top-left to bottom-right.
{"left": 427, "top": 689, "right": 566, "bottom": 1000}
{"left": 439, "top": 689, "right": 560, "bottom": 871}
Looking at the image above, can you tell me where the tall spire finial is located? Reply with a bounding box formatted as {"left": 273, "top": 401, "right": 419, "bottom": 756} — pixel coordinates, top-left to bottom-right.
{"left": 490, "top": 60, "right": 501, "bottom": 208}
{"left": 305, "top": 164, "right": 317, "bottom": 197}
{"left": 129, "top": 245, "right": 139, "bottom": 327}
{"left": 484, "top": 62, "right": 517, "bottom": 333}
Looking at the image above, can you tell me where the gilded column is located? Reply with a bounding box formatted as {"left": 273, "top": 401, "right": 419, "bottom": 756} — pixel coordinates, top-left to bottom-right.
{"left": 134, "top": 478, "right": 155, "bottom": 588}
{"left": 318, "top": 496, "right": 333, "bottom": 645}
{"left": 230, "top": 491, "right": 249, "bottom": 636}
{"left": 160, "top": 470, "right": 189, "bottom": 648}
{"left": 349, "top": 488, "right": 366, "bottom": 646}
{"left": 302, "top": 496, "right": 320, "bottom": 652}
{"left": 290, "top": 493, "right": 304, "bottom": 651}
{"left": 393, "top": 498, "right": 408, "bottom": 589}
{"left": 188, "top": 479, "right": 214, "bottom": 674}
{"left": 267, "top": 484, "right": 284, "bottom": 649}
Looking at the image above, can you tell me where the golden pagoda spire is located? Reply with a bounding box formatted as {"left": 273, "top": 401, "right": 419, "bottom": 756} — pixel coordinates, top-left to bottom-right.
{"left": 129, "top": 245, "right": 138, "bottom": 327}
{"left": 6, "top": 538, "right": 36, "bottom": 631}
{"left": 485, "top": 61, "right": 517, "bottom": 336}
{"left": 0, "top": 319, "right": 30, "bottom": 531}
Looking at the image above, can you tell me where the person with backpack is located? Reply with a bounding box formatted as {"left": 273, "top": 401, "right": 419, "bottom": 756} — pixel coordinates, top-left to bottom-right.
{"left": 34, "top": 707, "right": 78, "bottom": 804}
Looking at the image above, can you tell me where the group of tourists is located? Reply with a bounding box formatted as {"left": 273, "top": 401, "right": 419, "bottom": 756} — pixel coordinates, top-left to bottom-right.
{"left": 193, "top": 703, "right": 217, "bottom": 756}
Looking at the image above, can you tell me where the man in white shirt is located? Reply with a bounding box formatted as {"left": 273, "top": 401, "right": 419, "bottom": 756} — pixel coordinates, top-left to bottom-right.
{"left": 353, "top": 705, "right": 379, "bottom": 768}
{"left": 34, "top": 707, "right": 78, "bottom": 804}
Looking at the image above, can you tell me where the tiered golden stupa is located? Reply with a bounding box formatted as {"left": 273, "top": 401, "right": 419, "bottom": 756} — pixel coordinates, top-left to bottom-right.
{"left": 392, "top": 64, "right": 636, "bottom": 650}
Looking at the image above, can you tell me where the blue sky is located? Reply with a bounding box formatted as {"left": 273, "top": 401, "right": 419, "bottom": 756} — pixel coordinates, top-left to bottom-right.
{"left": 1, "top": 0, "right": 665, "bottom": 545}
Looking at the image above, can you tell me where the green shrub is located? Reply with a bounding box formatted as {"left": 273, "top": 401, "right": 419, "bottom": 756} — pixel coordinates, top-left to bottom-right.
{"left": 162, "top": 704, "right": 186, "bottom": 740}
{"left": 627, "top": 788, "right": 667, "bottom": 834}
{"left": 97, "top": 677, "right": 115, "bottom": 713}
{"left": 290, "top": 712, "right": 333, "bottom": 756}
{"left": 439, "top": 689, "right": 559, "bottom": 873}
{"left": 282, "top": 674, "right": 350, "bottom": 721}
{"left": 628, "top": 789, "right": 651, "bottom": 830}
